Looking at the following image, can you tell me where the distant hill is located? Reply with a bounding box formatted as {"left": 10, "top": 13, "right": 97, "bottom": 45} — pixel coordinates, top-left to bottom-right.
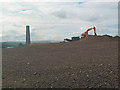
{"left": 1, "top": 40, "right": 61, "bottom": 48}
{"left": 1, "top": 42, "right": 25, "bottom": 48}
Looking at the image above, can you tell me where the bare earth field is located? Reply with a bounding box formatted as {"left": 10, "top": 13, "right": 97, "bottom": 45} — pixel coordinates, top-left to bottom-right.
{"left": 2, "top": 35, "right": 119, "bottom": 88}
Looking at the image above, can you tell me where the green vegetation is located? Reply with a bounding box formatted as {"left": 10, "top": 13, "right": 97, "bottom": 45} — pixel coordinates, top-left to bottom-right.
{"left": 2, "top": 42, "right": 26, "bottom": 48}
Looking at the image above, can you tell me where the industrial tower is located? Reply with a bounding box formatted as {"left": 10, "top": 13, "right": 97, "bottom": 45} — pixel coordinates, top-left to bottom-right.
{"left": 26, "top": 25, "right": 31, "bottom": 45}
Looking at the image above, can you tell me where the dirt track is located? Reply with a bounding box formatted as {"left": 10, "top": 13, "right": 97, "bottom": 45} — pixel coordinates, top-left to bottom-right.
{"left": 2, "top": 35, "right": 119, "bottom": 88}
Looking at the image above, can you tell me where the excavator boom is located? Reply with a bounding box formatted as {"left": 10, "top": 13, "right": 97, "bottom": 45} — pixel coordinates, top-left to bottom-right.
{"left": 81, "top": 26, "right": 97, "bottom": 37}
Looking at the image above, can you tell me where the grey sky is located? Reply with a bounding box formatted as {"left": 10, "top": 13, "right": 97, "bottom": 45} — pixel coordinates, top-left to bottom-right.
{"left": 0, "top": 2, "right": 118, "bottom": 42}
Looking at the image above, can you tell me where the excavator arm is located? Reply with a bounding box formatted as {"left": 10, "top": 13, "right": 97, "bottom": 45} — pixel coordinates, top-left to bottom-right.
{"left": 81, "top": 26, "right": 97, "bottom": 37}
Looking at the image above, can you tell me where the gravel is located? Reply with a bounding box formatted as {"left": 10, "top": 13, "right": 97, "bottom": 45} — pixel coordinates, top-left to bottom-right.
{"left": 2, "top": 35, "right": 119, "bottom": 88}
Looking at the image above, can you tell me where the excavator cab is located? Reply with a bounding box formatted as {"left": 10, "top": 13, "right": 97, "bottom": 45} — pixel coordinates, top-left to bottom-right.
{"left": 81, "top": 32, "right": 86, "bottom": 38}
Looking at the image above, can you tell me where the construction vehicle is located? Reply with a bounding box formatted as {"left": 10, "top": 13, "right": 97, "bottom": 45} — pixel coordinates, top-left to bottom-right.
{"left": 64, "top": 36, "right": 80, "bottom": 42}
{"left": 81, "top": 26, "right": 97, "bottom": 38}
{"left": 64, "top": 26, "right": 97, "bottom": 42}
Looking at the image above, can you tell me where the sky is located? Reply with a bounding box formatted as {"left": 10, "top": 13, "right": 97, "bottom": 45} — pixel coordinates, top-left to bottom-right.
{"left": 0, "top": 1, "right": 119, "bottom": 42}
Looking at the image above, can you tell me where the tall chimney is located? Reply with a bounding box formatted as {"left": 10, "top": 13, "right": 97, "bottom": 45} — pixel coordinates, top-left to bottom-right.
{"left": 26, "top": 25, "right": 30, "bottom": 45}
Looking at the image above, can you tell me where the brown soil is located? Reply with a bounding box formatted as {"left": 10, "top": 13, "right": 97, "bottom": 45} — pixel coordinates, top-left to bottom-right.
{"left": 2, "top": 35, "right": 119, "bottom": 88}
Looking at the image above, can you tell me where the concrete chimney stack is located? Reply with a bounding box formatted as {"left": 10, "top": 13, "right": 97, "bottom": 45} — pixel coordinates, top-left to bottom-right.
{"left": 26, "top": 25, "right": 30, "bottom": 45}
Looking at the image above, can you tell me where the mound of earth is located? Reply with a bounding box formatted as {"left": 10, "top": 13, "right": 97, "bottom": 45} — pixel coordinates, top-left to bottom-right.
{"left": 78, "top": 35, "right": 119, "bottom": 43}
{"left": 2, "top": 35, "right": 119, "bottom": 88}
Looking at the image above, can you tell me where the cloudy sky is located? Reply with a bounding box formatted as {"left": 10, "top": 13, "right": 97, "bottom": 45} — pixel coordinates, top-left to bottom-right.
{"left": 0, "top": 1, "right": 119, "bottom": 42}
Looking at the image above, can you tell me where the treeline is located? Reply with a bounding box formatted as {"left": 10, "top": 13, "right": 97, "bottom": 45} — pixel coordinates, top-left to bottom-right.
{"left": 1, "top": 42, "right": 26, "bottom": 48}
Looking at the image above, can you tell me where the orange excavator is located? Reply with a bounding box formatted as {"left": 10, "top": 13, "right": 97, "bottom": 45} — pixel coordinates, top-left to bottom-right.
{"left": 81, "top": 26, "right": 97, "bottom": 38}
{"left": 64, "top": 26, "right": 97, "bottom": 42}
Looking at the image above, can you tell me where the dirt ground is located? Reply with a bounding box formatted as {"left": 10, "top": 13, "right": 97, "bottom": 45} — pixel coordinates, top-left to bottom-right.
{"left": 2, "top": 35, "right": 119, "bottom": 88}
